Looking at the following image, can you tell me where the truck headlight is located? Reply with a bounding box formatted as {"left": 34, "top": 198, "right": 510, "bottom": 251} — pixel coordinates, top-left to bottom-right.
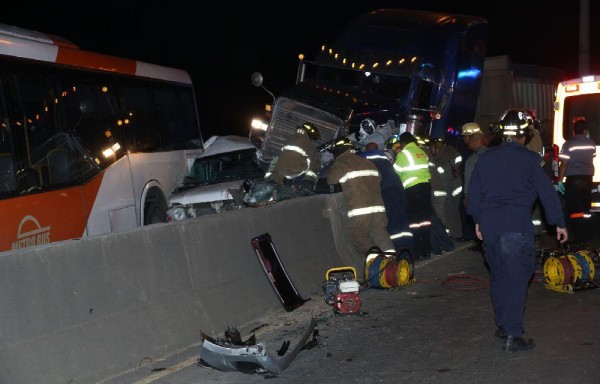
{"left": 251, "top": 118, "right": 268, "bottom": 131}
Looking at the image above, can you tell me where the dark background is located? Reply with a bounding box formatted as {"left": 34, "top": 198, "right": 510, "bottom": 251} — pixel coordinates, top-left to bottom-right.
{"left": 4, "top": 1, "right": 599, "bottom": 140}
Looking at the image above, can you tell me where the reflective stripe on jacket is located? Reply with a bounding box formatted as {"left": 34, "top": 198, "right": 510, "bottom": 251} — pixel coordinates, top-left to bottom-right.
{"left": 394, "top": 142, "right": 431, "bottom": 189}
{"left": 327, "top": 150, "right": 385, "bottom": 217}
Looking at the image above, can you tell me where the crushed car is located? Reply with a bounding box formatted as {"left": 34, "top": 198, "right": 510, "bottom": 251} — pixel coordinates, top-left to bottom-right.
{"left": 167, "top": 135, "right": 267, "bottom": 221}
{"left": 167, "top": 135, "right": 348, "bottom": 221}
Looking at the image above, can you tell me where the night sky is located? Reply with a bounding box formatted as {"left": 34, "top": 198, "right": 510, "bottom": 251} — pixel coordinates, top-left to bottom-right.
{"left": 4, "top": 1, "right": 598, "bottom": 139}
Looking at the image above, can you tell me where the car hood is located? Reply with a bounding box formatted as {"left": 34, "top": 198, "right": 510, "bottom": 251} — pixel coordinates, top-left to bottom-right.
{"left": 169, "top": 180, "right": 243, "bottom": 205}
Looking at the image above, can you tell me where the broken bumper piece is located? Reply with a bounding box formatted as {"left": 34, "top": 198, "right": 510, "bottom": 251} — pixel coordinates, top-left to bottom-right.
{"left": 199, "top": 318, "right": 316, "bottom": 374}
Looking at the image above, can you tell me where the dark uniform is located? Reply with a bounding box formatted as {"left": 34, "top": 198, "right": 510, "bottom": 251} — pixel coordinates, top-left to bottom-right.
{"left": 327, "top": 149, "right": 395, "bottom": 260}
{"left": 360, "top": 148, "right": 414, "bottom": 254}
{"left": 468, "top": 141, "right": 565, "bottom": 343}
{"left": 429, "top": 141, "right": 463, "bottom": 239}
{"left": 393, "top": 139, "right": 432, "bottom": 260}
{"left": 559, "top": 131, "right": 596, "bottom": 244}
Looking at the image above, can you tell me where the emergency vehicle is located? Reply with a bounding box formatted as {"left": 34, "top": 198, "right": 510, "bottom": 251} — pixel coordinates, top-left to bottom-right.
{"left": 552, "top": 75, "right": 600, "bottom": 211}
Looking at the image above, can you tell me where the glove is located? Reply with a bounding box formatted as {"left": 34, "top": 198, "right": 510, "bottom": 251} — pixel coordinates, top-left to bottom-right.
{"left": 557, "top": 181, "right": 565, "bottom": 195}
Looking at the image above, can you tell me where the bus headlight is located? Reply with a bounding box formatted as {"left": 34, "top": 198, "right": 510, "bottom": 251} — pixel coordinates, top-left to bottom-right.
{"left": 167, "top": 205, "right": 187, "bottom": 221}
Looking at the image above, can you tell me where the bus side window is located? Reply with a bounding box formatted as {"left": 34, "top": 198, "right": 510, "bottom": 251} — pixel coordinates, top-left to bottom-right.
{"left": 164, "top": 87, "right": 202, "bottom": 149}
{"left": 0, "top": 151, "right": 16, "bottom": 193}
{"left": 62, "top": 70, "right": 123, "bottom": 169}
{"left": 0, "top": 89, "right": 17, "bottom": 194}
{"left": 119, "top": 84, "right": 160, "bottom": 153}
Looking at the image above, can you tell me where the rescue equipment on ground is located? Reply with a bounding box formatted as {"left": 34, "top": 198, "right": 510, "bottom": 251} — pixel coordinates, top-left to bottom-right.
{"left": 540, "top": 246, "right": 599, "bottom": 294}
{"left": 365, "top": 247, "right": 415, "bottom": 289}
{"left": 251, "top": 233, "right": 307, "bottom": 311}
{"left": 322, "top": 266, "right": 362, "bottom": 315}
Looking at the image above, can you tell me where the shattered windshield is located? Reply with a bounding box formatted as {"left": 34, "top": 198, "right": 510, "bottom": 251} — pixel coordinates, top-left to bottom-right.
{"left": 183, "top": 148, "right": 265, "bottom": 187}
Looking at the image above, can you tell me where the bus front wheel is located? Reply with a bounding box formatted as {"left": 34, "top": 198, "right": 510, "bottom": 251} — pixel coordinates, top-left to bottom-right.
{"left": 144, "top": 199, "right": 167, "bottom": 225}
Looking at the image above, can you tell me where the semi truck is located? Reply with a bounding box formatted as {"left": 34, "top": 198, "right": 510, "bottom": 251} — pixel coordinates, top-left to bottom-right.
{"left": 249, "top": 8, "right": 488, "bottom": 164}
{"left": 475, "top": 55, "right": 565, "bottom": 147}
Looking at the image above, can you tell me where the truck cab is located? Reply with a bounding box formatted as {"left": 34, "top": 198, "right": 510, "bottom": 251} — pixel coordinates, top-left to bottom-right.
{"left": 250, "top": 9, "right": 488, "bottom": 164}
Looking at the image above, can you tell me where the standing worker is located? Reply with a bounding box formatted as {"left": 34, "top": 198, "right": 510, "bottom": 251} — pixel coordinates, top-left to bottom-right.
{"left": 391, "top": 132, "right": 432, "bottom": 260}
{"left": 360, "top": 142, "right": 414, "bottom": 255}
{"left": 467, "top": 109, "right": 568, "bottom": 353}
{"left": 460, "top": 122, "right": 488, "bottom": 247}
{"left": 266, "top": 122, "right": 321, "bottom": 191}
{"left": 327, "top": 138, "right": 396, "bottom": 268}
{"left": 428, "top": 135, "right": 463, "bottom": 240}
{"left": 522, "top": 108, "right": 546, "bottom": 236}
{"left": 557, "top": 118, "right": 596, "bottom": 245}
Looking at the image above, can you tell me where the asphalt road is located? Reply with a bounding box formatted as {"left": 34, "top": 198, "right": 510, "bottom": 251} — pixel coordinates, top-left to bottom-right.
{"left": 103, "top": 229, "right": 600, "bottom": 384}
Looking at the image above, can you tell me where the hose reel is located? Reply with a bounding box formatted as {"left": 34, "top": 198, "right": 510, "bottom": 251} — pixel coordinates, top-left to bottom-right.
{"left": 365, "top": 247, "right": 415, "bottom": 289}
{"left": 542, "top": 247, "right": 599, "bottom": 293}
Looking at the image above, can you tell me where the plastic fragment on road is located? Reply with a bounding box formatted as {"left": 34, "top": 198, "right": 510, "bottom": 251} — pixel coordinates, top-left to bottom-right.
{"left": 198, "top": 317, "right": 317, "bottom": 374}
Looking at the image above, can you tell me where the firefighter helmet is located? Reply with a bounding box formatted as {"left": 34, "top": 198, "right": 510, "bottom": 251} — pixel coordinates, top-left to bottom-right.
{"left": 298, "top": 122, "right": 321, "bottom": 141}
{"left": 496, "top": 108, "right": 533, "bottom": 138}
{"left": 386, "top": 134, "right": 401, "bottom": 149}
{"left": 331, "top": 137, "right": 353, "bottom": 157}
{"left": 461, "top": 122, "right": 481, "bottom": 136}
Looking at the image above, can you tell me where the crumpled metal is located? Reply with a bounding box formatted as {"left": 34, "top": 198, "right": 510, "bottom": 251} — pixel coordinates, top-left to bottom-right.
{"left": 199, "top": 318, "right": 316, "bottom": 374}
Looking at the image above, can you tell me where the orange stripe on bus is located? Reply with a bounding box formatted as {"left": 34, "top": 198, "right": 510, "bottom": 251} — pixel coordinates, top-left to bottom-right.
{"left": 569, "top": 212, "right": 585, "bottom": 219}
{"left": 0, "top": 172, "right": 104, "bottom": 253}
{"left": 56, "top": 47, "right": 136, "bottom": 75}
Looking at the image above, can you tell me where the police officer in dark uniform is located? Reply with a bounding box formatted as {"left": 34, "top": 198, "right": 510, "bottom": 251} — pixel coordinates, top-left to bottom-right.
{"left": 467, "top": 109, "right": 568, "bottom": 353}
{"left": 360, "top": 142, "right": 414, "bottom": 255}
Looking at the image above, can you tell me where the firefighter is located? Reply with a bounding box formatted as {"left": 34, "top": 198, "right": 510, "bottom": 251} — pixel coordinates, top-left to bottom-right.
{"left": 428, "top": 135, "right": 463, "bottom": 240}
{"left": 360, "top": 142, "right": 414, "bottom": 256}
{"left": 390, "top": 132, "right": 432, "bottom": 260}
{"left": 460, "top": 122, "right": 488, "bottom": 248}
{"left": 266, "top": 122, "right": 321, "bottom": 191}
{"left": 326, "top": 137, "right": 396, "bottom": 266}
{"left": 467, "top": 109, "right": 568, "bottom": 353}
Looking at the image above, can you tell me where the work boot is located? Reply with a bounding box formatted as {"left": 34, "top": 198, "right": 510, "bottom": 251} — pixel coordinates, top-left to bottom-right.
{"left": 503, "top": 336, "right": 535, "bottom": 352}
{"left": 494, "top": 327, "right": 507, "bottom": 341}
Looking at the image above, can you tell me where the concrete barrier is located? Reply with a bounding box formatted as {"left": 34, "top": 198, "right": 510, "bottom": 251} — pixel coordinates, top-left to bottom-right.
{"left": 0, "top": 193, "right": 361, "bottom": 384}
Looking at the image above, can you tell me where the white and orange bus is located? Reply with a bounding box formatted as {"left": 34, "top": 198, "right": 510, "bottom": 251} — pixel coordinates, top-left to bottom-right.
{"left": 552, "top": 75, "right": 600, "bottom": 212}
{"left": 0, "top": 24, "right": 203, "bottom": 252}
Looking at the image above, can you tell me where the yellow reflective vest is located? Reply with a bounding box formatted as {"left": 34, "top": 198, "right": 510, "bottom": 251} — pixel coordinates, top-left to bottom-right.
{"left": 393, "top": 142, "right": 431, "bottom": 189}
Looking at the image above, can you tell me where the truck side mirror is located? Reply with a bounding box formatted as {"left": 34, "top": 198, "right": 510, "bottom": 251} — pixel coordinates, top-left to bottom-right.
{"left": 251, "top": 72, "right": 264, "bottom": 88}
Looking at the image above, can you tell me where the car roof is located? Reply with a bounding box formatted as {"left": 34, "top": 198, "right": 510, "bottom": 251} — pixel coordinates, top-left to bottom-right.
{"left": 199, "top": 135, "right": 256, "bottom": 158}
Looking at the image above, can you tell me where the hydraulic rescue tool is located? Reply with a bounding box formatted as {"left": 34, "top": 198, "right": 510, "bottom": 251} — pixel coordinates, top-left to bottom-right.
{"left": 322, "top": 267, "right": 361, "bottom": 315}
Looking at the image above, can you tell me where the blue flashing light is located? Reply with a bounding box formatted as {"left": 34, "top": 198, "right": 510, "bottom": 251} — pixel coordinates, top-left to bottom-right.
{"left": 457, "top": 69, "right": 481, "bottom": 79}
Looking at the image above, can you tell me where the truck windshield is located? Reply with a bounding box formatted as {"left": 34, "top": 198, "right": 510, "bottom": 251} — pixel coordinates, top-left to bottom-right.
{"left": 313, "top": 65, "right": 411, "bottom": 101}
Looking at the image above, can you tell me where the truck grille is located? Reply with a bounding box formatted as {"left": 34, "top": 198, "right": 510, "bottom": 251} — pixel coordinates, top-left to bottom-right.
{"left": 258, "top": 97, "right": 344, "bottom": 163}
